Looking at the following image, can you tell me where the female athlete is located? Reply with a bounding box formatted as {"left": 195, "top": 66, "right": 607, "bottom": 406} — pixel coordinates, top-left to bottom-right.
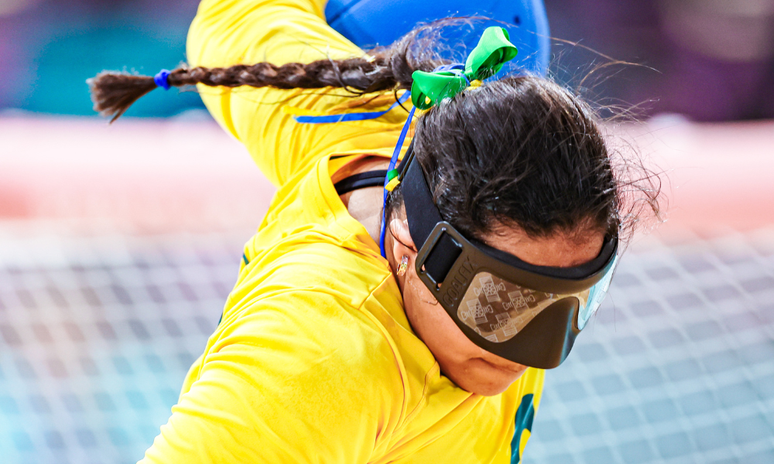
{"left": 89, "top": 0, "right": 660, "bottom": 462}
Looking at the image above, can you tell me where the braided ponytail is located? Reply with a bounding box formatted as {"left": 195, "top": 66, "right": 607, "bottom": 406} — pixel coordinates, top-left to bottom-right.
{"left": 88, "top": 22, "right": 449, "bottom": 122}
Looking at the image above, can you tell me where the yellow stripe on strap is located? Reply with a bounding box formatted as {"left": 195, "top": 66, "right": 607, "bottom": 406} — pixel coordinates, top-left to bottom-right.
{"left": 385, "top": 177, "right": 401, "bottom": 192}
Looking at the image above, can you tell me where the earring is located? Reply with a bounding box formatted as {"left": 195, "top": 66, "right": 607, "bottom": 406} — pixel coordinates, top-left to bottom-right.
{"left": 397, "top": 255, "right": 409, "bottom": 277}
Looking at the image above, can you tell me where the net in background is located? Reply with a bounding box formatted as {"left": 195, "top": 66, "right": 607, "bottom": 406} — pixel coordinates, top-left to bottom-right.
{"left": 0, "top": 226, "right": 772, "bottom": 464}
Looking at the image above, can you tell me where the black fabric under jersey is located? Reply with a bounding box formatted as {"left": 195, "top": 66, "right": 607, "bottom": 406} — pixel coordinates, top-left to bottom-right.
{"left": 333, "top": 170, "right": 387, "bottom": 195}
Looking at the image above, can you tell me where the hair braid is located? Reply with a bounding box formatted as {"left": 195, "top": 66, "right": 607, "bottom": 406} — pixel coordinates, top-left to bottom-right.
{"left": 167, "top": 58, "right": 392, "bottom": 90}
{"left": 88, "top": 58, "right": 392, "bottom": 122}
{"left": 88, "top": 20, "right": 449, "bottom": 122}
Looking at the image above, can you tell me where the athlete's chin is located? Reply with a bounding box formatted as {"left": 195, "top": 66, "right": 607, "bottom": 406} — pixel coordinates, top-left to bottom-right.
{"left": 444, "top": 359, "right": 529, "bottom": 396}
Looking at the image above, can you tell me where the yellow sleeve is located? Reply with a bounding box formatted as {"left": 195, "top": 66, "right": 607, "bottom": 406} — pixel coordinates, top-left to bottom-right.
{"left": 139, "top": 244, "right": 405, "bottom": 464}
{"left": 139, "top": 329, "right": 390, "bottom": 463}
{"left": 186, "top": 0, "right": 406, "bottom": 187}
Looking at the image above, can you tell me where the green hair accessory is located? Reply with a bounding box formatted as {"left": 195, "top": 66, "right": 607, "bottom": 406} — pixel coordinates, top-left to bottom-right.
{"left": 410, "top": 26, "right": 519, "bottom": 110}
{"left": 385, "top": 168, "right": 401, "bottom": 192}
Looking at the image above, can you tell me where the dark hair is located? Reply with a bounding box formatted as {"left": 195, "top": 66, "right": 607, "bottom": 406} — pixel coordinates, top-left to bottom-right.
{"left": 88, "top": 24, "right": 447, "bottom": 122}
{"left": 395, "top": 76, "right": 619, "bottom": 241}
{"left": 89, "top": 22, "right": 661, "bottom": 242}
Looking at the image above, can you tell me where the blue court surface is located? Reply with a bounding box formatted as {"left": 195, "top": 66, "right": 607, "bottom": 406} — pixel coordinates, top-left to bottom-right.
{"left": 0, "top": 225, "right": 772, "bottom": 463}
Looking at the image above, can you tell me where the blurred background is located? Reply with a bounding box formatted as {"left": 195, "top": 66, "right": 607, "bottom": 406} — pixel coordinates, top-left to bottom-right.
{"left": 3, "top": 0, "right": 774, "bottom": 120}
{"left": 0, "top": 0, "right": 773, "bottom": 463}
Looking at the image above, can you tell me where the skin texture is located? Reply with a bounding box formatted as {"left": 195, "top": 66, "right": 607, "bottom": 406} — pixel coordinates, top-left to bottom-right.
{"left": 340, "top": 157, "right": 605, "bottom": 396}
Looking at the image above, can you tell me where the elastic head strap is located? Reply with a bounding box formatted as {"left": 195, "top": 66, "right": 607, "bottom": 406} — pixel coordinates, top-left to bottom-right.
{"left": 401, "top": 151, "right": 441, "bottom": 248}
{"left": 402, "top": 153, "right": 466, "bottom": 283}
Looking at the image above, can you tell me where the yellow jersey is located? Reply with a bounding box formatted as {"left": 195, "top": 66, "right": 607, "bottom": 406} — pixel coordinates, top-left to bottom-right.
{"left": 140, "top": 1, "right": 545, "bottom": 462}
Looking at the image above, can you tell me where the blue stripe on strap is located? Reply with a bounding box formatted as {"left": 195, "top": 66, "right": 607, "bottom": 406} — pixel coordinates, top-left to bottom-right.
{"left": 293, "top": 92, "right": 411, "bottom": 124}
{"left": 379, "top": 96, "right": 416, "bottom": 258}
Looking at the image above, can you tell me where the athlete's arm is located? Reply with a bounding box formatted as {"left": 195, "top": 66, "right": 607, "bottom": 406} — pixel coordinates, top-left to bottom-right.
{"left": 187, "top": 0, "right": 403, "bottom": 187}
{"left": 138, "top": 320, "right": 394, "bottom": 463}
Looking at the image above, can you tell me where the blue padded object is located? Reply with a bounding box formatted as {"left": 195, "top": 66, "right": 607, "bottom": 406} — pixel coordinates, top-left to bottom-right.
{"left": 325, "top": 0, "right": 550, "bottom": 76}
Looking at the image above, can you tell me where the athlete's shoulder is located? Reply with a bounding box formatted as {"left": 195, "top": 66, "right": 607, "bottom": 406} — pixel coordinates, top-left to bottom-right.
{"left": 218, "top": 240, "right": 396, "bottom": 359}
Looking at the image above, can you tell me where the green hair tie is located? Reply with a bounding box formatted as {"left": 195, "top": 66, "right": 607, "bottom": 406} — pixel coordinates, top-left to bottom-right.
{"left": 410, "top": 27, "right": 519, "bottom": 110}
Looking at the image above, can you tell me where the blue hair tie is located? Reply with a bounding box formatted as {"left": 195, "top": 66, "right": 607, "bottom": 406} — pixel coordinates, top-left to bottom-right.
{"left": 154, "top": 70, "right": 171, "bottom": 90}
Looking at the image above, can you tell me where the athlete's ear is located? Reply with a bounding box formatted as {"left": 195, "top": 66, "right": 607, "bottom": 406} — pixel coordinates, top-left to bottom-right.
{"left": 388, "top": 214, "right": 417, "bottom": 268}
